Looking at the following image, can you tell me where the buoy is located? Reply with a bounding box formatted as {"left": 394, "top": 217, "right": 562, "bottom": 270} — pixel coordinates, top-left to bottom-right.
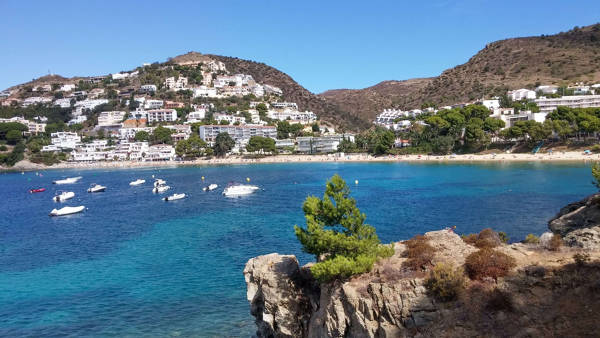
{"left": 201, "top": 176, "right": 205, "bottom": 180}
{"left": 246, "top": 177, "right": 250, "bottom": 182}
{"left": 355, "top": 180, "right": 359, "bottom": 185}
{"left": 152, "top": 174, "right": 155, "bottom": 178}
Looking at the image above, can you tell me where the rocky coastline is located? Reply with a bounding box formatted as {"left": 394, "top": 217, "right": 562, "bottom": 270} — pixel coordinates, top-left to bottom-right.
{"left": 244, "top": 194, "right": 600, "bottom": 337}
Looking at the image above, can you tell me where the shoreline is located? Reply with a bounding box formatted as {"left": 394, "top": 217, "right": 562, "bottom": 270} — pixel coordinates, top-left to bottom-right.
{"left": 3, "top": 151, "right": 599, "bottom": 172}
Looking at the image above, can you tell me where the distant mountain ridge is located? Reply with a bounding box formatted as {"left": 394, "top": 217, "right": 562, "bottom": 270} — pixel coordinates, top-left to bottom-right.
{"left": 320, "top": 23, "right": 600, "bottom": 123}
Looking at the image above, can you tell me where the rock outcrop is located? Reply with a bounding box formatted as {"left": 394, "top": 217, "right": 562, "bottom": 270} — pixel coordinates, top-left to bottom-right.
{"left": 244, "top": 230, "right": 600, "bottom": 337}
{"left": 549, "top": 193, "right": 600, "bottom": 249}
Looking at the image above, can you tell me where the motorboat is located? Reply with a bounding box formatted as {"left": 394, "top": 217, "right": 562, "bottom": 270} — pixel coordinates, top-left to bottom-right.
{"left": 222, "top": 184, "right": 259, "bottom": 197}
{"left": 164, "top": 193, "right": 186, "bottom": 201}
{"left": 154, "top": 179, "right": 166, "bottom": 187}
{"left": 202, "top": 184, "right": 218, "bottom": 191}
{"left": 129, "top": 179, "right": 146, "bottom": 186}
{"left": 29, "top": 188, "right": 46, "bottom": 193}
{"left": 87, "top": 183, "right": 106, "bottom": 193}
{"left": 53, "top": 191, "right": 75, "bottom": 202}
{"left": 49, "top": 205, "right": 85, "bottom": 216}
{"left": 153, "top": 184, "right": 170, "bottom": 193}
{"left": 53, "top": 176, "right": 82, "bottom": 184}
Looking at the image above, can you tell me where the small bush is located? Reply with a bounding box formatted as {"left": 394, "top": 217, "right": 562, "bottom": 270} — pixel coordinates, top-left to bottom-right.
{"left": 465, "top": 248, "right": 516, "bottom": 281}
{"left": 523, "top": 233, "right": 540, "bottom": 244}
{"left": 424, "top": 262, "right": 465, "bottom": 302}
{"left": 549, "top": 234, "right": 563, "bottom": 251}
{"left": 573, "top": 252, "right": 590, "bottom": 266}
{"left": 403, "top": 235, "right": 435, "bottom": 270}
{"left": 485, "top": 288, "right": 514, "bottom": 312}
{"left": 498, "top": 231, "right": 509, "bottom": 244}
{"left": 0, "top": 145, "right": 7, "bottom": 151}
{"left": 462, "top": 228, "right": 502, "bottom": 248}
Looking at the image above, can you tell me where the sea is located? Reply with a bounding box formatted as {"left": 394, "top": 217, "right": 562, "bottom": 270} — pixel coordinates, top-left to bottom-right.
{"left": 0, "top": 161, "right": 594, "bottom": 337}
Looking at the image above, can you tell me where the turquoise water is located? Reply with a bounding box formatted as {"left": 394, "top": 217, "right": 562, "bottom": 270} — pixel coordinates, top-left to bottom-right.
{"left": 0, "top": 162, "right": 593, "bottom": 336}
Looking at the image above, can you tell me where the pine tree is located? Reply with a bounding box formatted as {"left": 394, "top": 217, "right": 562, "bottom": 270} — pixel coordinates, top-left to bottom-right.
{"left": 294, "top": 174, "right": 394, "bottom": 282}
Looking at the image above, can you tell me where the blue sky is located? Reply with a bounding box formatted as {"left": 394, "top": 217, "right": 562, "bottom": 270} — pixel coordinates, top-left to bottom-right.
{"left": 1, "top": 1, "right": 599, "bottom": 93}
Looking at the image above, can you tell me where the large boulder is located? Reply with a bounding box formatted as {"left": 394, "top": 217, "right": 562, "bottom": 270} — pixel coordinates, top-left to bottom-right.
{"left": 548, "top": 193, "right": 600, "bottom": 249}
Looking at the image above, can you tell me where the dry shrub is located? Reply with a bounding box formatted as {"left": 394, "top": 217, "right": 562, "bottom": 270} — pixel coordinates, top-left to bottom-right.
{"left": 573, "top": 252, "right": 590, "bottom": 266}
{"left": 523, "top": 233, "right": 540, "bottom": 244}
{"left": 549, "top": 234, "right": 563, "bottom": 251}
{"left": 485, "top": 288, "right": 514, "bottom": 312}
{"left": 424, "top": 262, "right": 465, "bottom": 302}
{"left": 462, "top": 228, "right": 502, "bottom": 248}
{"left": 402, "top": 235, "right": 435, "bottom": 270}
{"left": 465, "top": 248, "right": 516, "bottom": 281}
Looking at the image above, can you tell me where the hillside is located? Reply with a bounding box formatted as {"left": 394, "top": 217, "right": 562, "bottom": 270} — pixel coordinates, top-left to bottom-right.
{"left": 321, "top": 23, "right": 600, "bottom": 123}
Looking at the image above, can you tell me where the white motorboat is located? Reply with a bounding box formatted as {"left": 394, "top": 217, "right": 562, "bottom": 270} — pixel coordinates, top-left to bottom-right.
{"left": 129, "top": 179, "right": 146, "bottom": 186}
{"left": 53, "top": 191, "right": 75, "bottom": 202}
{"left": 87, "top": 183, "right": 106, "bottom": 193}
{"left": 49, "top": 205, "right": 85, "bottom": 216}
{"left": 154, "top": 179, "right": 166, "bottom": 187}
{"left": 203, "top": 184, "right": 218, "bottom": 191}
{"left": 53, "top": 176, "right": 82, "bottom": 185}
{"left": 222, "top": 184, "right": 259, "bottom": 197}
{"left": 164, "top": 193, "right": 186, "bottom": 201}
{"left": 153, "top": 184, "right": 170, "bottom": 193}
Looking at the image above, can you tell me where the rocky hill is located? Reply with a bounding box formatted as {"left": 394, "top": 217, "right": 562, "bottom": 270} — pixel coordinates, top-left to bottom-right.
{"left": 321, "top": 23, "right": 600, "bottom": 123}
{"left": 244, "top": 194, "right": 600, "bottom": 337}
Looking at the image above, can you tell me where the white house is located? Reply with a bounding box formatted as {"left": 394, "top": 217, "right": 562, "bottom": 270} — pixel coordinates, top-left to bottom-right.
{"left": 267, "top": 109, "right": 317, "bottom": 124}
{"left": 164, "top": 76, "right": 188, "bottom": 90}
{"left": 297, "top": 134, "right": 355, "bottom": 154}
{"left": 481, "top": 99, "right": 500, "bottom": 110}
{"left": 53, "top": 98, "right": 72, "bottom": 108}
{"left": 42, "top": 132, "right": 81, "bottom": 151}
{"left": 186, "top": 110, "right": 206, "bottom": 123}
{"left": 213, "top": 113, "right": 246, "bottom": 125}
{"left": 508, "top": 89, "right": 536, "bottom": 101}
{"left": 270, "top": 102, "right": 298, "bottom": 110}
{"left": 536, "top": 85, "right": 559, "bottom": 95}
{"left": 147, "top": 109, "right": 178, "bottom": 123}
{"left": 140, "top": 84, "right": 157, "bottom": 93}
{"left": 192, "top": 86, "right": 218, "bottom": 98}
{"left": 145, "top": 144, "right": 176, "bottom": 161}
{"left": 98, "top": 111, "right": 126, "bottom": 126}
{"left": 68, "top": 115, "right": 88, "bottom": 126}
{"left": 118, "top": 127, "right": 155, "bottom": 140}
{"left": 21, "top": 97, "right": 52, "bottom": 107}
{"left": 263, "top": 84, "right": 283, "bottom": 96}
{"left": 198, "top": 125, "right": 277, "bottom": 147}
{"left": 59, "top": 84, "right": 76, "bottom": 92}
{"left": 490, "top": 108, "right": 548, "bottom": 128}
{"left": 0, "top": 117, "right": 46, "bottom": 135}
{"left": 534, "top": 95, "right": 600, "bottom": 113}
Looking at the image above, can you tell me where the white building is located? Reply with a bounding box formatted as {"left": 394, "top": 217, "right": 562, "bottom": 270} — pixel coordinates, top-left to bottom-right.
{"left": 144, "top": 99, "right": 164, "bottom": 109}
{"left": 73, "top": 99, "right": 109, "bottom": 115}
{"left": 145, "top": 144, "right": 176, "bottom": 161}
{"left": 507, "top": 89, "right": 536, "bottom": 101}
{"left": 42, "top": 132, "right": 81, "bottom": 151}
{"left": 140, "top": 84, "right": 157, "bottom": 93}
{"left": 192, "top": 86, "right": 218, "bottom": 98}
{"left": 213, "top": 113, "right": 246, "bottom": 125}
{"left": 481, "top": 99, "right": 500, "bottom": 110}
{"left": 118, "top": 127, "right": 155, "bottom": 140}
{"left": 68, "top": 115, "right": 88, "bottom": 126}
{"left": 375, "top": 109, "right": 408, "bottom": 124}
{"left": 534, "top": 95, "right": 600, "bottom": 113}
{"left": 186, "top": 110, "right": 206, "bottom": 123}
{"left": 164, "top": 76, "right": 188, "bottom": 90}
{"left": 490, "top": 108, "right": 547, "bottom": 128}
{"left": 70, "top": 140, "right": 110, "bottom": 162}
{"left": 98, "top": 111, "right": 126, "bottom": 126}
{"left": 263, "top": 84, "right": 283, "bottom": 96}
{"left": 111, "top": 72, "right": 130, "bottom": 80}
{"left": 147, "top": 109, "right": 178, "bottom": 123}
{"left": 536, "top": 85, "right": 559, "bottom": 95}
{"left": 112, "top": 141, "right": 149, "bottom": 161}
{"left": 54, "top": 98, "right": 73, "bottom": 108}
{"left": 270, "top": 102, "right": 298, "bottom": 110}
{"left": 267, "top": 109, "right": 317, "bottom": 124}
{"left": 297, "top": 134, "right": 355, "bottom": 154}
{"left": 21, "top": 96, "right": 52, "bottom": 107}
{"left": 0, "top": 117, "right": 46, "bottom": 135}
{"left": 198, "top": 125, "right": 277, "bottom": 147}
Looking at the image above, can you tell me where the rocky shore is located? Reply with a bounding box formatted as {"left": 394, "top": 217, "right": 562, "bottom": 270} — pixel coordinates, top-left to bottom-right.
{"left": 244, "top": 194, "right": 600, "bottom": 337}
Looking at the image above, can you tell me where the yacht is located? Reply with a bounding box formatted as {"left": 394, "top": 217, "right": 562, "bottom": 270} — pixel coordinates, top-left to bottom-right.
{"left": 222, "top": 184, "right": 259, "bottom": 197}
{"left": 87, "top": 184, "right": 106, "bottom": 193}
{"left": 53, "top": 176, "right": 82, "bottom": 184}
{"left": 203, "top": 184, "right": 218, "bottom": 191}
{"left": 50, "top": 205, "right": 85, "bottom": 216}
{"left": 129, "top": 179, "right": 146, "bottom": 186}
{"left": 164, "top": 193, "right": 186, "bottom": 201}
{"left": 53, "top": 191, "right": 75, "bottom": 202}
{"left": 153, "top": 184, "right": 170, "bottom": 193}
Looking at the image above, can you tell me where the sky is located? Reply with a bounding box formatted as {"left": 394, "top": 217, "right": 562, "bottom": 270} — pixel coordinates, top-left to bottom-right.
{"left": 1, "top": 1, "right": 599, "bottom": 93}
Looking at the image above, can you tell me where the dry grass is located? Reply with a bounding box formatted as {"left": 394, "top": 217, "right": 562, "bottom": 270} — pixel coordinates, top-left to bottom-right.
{"left": 464, "top": 248, "right": 516, "bottom": 281}
{"left": 402, "top": 235, "right": 435, "bottom": 271}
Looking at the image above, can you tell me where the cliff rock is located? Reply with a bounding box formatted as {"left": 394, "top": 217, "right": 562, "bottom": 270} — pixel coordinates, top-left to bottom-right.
{"left": 549, "top": 193, "right": 600, "bottom": 249}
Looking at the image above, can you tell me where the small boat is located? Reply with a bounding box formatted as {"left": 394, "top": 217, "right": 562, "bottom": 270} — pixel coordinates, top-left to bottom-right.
{"left": 87, "top": 184, "right": 106, "bottom": 193}
{"left": 152, "top": 184, "right": 170, "bottom": 193}
{"left": 53, "top": 176, "right": 82, "bottom": 185}
{"left": 164, "top": 193, "right": 186, "bottom": 201}
{"left": 202, "top": 184, "right": 218, "bottom": 191}
{"left": 49, "top": 205, "right": 85, "bottom": 216}
{"left": 29, "top": 188, "right": 46, "bottom": 193}
{"left": 129, "top": 179, "right": 146, "bottom": 186}
{"left": 53, "top": 191, "right": 75, "bottom": 202}
{"left": 154, "top": 179, "right": 166, "bottom": 187}
{"left": 223, "top": 184, "right": 259, "bottom": 197}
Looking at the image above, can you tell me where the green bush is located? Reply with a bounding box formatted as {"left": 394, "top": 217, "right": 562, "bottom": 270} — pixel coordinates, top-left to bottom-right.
{"left": 424, "top": 262, "right": 465, "bottom": 301}
{"left": 295, "top": 175, "right": 394, "bottom": 283}
{"left": 523, "top": 234, "right": 540, "bottom": 244}
{"left": 465, "top": 248, "right": 516, "bottom": 281}
{"left": 0, "top": 145, "right": 7, "bottom": 151}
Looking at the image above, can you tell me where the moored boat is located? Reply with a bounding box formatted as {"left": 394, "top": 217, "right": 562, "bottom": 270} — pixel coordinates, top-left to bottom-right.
{"left": 29, "top": 188, "right": 46, "bottom": 193}
{"left": 87, "top": 183, "right": 106, "bottom": 193}
{"left": 53, "top": 176, "right": 82, "bottom": 185}
{"left": 164, "top": 193, "right": 186, "bottom": 201}
{"left": 222, "top": 184, "right": 259, "bottom": 197}
{"left": 53, "top": 191, "right": 75, "bottom": 202}
{"left": 129, "top": 179, "right": 146, "bottom": 186}
{"left": 49, "top": 205, "right": 85, "bottom": 216}
{"left": 153, "top": 184, "right": 170, "bottom": 193}
{"left": 154, "top": 179, "right": 166, "bottom": 187}
{"left": 202, "top": 184, "right": 218, "bottom": 191}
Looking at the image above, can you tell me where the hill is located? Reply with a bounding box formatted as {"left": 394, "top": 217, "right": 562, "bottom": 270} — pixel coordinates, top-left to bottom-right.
{"left": 321, "top": 23, "right": 600, "bottom": 123}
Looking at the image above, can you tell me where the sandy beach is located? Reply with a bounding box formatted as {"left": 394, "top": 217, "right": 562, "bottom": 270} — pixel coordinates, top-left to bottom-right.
{"left": 3, "top": 151, "right": 599, "bottom": 172}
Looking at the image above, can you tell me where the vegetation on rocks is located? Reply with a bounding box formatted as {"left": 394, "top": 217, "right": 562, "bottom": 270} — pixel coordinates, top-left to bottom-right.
{"left": 424, "top": 262, "right": 465, "bottom": 301}
{"left": 294, "top": 174, "right": 393, "bottom": 282}
{"left": 465, "top": 248, "right": 516, "bottom": 281}
{"left": 402, "top": 234, "right": 435, "bottom": 270}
